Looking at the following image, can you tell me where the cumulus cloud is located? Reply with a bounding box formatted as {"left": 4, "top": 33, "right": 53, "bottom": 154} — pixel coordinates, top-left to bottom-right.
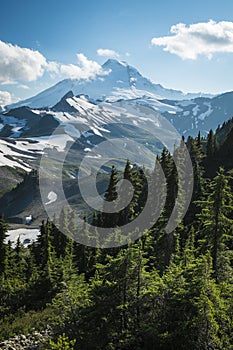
{"left": 0, "top": 40, "right": 48, "bottom": 83}
{"left": 0, "top": 40, "right": 110, "bottom": 84}
{"left": 0, "top": 80, "right": 17, "bottom": 86}
{"left": 60, "top": 53, "right": 109, "bottom": 80}
{"left": 151, "top": 20, "right": 233, "bottom": 60}
{"left": 97, "top": 48, "right": 120, "bottom": 58}
{"left": 45, "top": 61, "right": 60, "bottom": 74}
{"left": 0, "top": 91, "right": 12, "bottom": 105}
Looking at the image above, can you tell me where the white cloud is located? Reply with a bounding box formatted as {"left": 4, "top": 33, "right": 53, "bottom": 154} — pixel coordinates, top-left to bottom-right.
{"left": 0, "top": 40, "right": 110, "bottom": 85}
{"left": 0, "top": 80, "right": 17, "bottom": 86}
{"left": 60, "top": 53, "right": 109, "bottom": 80}
{"left": 0, "top": 40, "right": 48, "bottom": 82}
{"left": 0, "top": 91, "right": 12, "bottom": 105}
{"left": 45, "top": 61, "right": 60, "bottom": 74}
{"left": 151, "top": 20, "right": 233, "bottom": 60}
{"left": 97, "top": 48, "right": 120, "bottom": 58}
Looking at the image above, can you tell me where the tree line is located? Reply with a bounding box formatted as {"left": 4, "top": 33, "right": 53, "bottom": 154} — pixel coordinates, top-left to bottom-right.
{"left": 0, "top": 129, "right": 232, "bottom": 349}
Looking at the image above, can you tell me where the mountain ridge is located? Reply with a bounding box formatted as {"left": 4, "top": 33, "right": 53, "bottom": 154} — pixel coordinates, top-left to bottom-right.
{"left": 0, "top": 59, "right": 233, "bottom": 173}
{"left": 6, "top": 59, "right": 214, "bottom": 110}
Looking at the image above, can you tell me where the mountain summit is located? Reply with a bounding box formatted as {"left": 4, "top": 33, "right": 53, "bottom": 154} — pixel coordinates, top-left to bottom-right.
{"left": 7, "top": 59, "right": 212, "bottom": 109}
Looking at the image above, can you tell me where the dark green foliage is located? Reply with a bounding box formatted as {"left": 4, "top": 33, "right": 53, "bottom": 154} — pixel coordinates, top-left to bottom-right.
{"left": 197, "top": 168, "right": 233, "bottom": 282}
{"left": 0, "top": 127, "right": 233, "bottom": 349}
{"left": 0, "top": 213, "right": 8, "bottom": 277}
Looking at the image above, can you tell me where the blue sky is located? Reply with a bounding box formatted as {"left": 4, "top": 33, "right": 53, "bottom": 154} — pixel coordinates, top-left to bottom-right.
{"left": 1, "top": 0, "right": 233, "bottom": 104}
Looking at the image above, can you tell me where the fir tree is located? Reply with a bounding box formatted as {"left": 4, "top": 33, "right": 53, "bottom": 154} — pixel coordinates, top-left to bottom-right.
{"left": 0, "top": 214, "right": 8, "bottom": 278}
{"left": 197, "top": 168, "right": 233, "bottom": 282}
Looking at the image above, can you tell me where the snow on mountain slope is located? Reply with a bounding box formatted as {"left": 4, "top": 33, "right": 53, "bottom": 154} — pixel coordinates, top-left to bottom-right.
{"left": 0, "top": 139, "right": 39, "bottom": 171}
{"left": 7, "top": 59, "right": 213, "bottom": 110}
{"left": 0, "top": 129, "right": 83, "bottom": 171}
{"left": 3, "top": 90, "right": 233, "bottom": 143}
{"left": 0, "top": 88, "right": 233, "bottom": 172}
{"left": 1, "top": 59, "right": 233, "bottom": 172}
{"left": 0, "top": 93, "right": 181, "bottom": 170}
{"left": 159, "top": 92, "right": 233, "bottom": 137}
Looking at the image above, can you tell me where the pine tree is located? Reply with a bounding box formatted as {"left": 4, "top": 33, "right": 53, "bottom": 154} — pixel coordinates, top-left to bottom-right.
{"left": 0, "top": 214, "right": 8, "bottom": 278}
{"left": 102, "top": 165, "right": 119, "bottom": 228}
{"left": 14, "top": 236, "right": 27, "bottom": 282}
{"left": 104, "top": 165, "right": 118, "bottom": 202}
{"left": 197, "top": 168, "right": 233, "bottom": 282}
{"left": 117, "top": 160, "right": 134, "bottom": 226}
{"left": 205, "top": 129, "right": 217, "bottom": 175}
{"left": 148, "top": 156, "right": 166, "bottom": 227}
{"left": 33, "top": 220, "right": 60, "bottom": 286}
{"left": 185, "top": 253, "right": 224, "bottom": 350}
{"left": 185, "top": 135, "right": 205, "bottom": 225}
{"left": 206, "top": 129, "right": 217, "bottom": 159}
{"left": 159, "top": 148, "right": 178, "bottom": 223}
{"left": 183, "top": 225, "right": 195, "bottom": 266}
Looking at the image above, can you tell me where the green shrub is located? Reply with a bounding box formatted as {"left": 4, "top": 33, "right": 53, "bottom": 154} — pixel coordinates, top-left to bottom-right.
{"left": 49, "top": 333, "right": 76, "bottom": 350}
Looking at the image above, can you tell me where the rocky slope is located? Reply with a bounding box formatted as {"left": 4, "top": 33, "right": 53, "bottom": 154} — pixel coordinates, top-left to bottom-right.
{"left": 0, "top": 328, "right": 51, "bottom": 350}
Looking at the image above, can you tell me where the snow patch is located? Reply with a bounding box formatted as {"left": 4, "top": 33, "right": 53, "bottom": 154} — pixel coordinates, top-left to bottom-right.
{"left": 192, "top": 105, "right": 200, "bottom": 116}
{"left": 198, "top": 102, "right": 213, "bottom": 120}
{"left": 6, "top": 228, "right": 40, "bottom": 248}
{"left": 31, "top": 134, "right": 73, "bottom": 152}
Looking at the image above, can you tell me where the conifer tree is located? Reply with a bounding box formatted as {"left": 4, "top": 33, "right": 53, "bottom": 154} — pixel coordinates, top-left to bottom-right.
{"left": 0, "top": 214, "right": 8, "bottom": 278}
{"left": 206, "top": 129, "right": 217, "bottom": 159}
{"left": 104, "top": 165, "right": 118, "bottom": 202}
{"left": 102, "top": 165, "right": 119, "bottom": 228}
{"left": 206, "top": 129, "right": 217, "bottom": 175}
{"left": 197, "top": 168, "right": 233, "bottom": 282}
{"left": 14, "top": 236, "right": 26, "bottom": 282}
{"left": 183, "top": 225, "right": 195, "bottom": 266}
{"left": 117, "top": 160, "right": 134, "bottom": 226}
{"left": 185, "top": 135, "right": 205, "bottom": 225}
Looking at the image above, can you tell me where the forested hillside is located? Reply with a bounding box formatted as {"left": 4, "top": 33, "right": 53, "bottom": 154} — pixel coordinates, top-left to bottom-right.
{"left": 0, "top": 126, "right": 232, "bottom": 350}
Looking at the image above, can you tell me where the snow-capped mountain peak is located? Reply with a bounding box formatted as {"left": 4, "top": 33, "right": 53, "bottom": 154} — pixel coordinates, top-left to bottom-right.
{"left": 7, "top": 59, "right": 214, "bottom": 110}
{"left": 102, "top": 58, "right": 128, "bottom": 68}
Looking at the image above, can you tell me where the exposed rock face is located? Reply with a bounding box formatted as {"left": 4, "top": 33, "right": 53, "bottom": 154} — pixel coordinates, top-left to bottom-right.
{"left": 0, "top": 328, "right": 51, "bottom": 350}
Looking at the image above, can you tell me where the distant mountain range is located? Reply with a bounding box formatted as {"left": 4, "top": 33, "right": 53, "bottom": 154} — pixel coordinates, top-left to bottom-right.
{"left": 0, "top": 58, "right": 233, "bottom": 172}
